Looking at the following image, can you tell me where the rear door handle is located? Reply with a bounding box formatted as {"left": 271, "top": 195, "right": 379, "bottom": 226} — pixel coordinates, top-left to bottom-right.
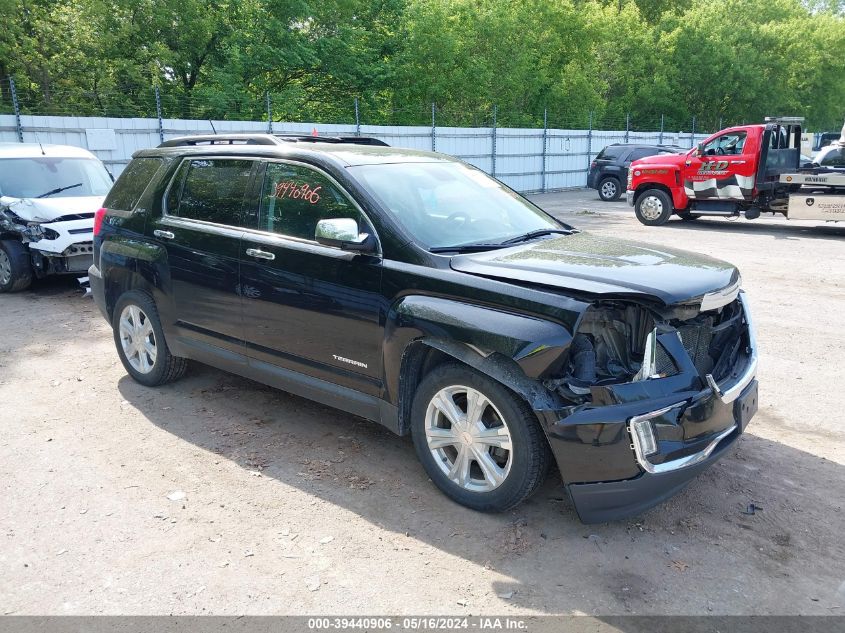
{"left": 246, "top": 248, "right": 275, "bottom": 261}
{"left": 153, "top": 229, "right": 175, "bottom": 240}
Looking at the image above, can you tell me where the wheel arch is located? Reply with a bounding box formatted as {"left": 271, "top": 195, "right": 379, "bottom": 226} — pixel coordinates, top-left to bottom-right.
{"left": 385, "top": 295, "right": 574, "bottom": 435}
{"left": 100, "top": 239, "right": 170, "bottom": 323}
{"left": 634, "top": 181, "right": 687, "bottom": 212}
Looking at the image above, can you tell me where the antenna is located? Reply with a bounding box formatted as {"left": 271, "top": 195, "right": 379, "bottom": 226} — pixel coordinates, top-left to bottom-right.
{"left": 34, "top": 132, "right": 45, "bottom": 155}
{"left": 209, "top": 120, "right": 217, "bottom": 135}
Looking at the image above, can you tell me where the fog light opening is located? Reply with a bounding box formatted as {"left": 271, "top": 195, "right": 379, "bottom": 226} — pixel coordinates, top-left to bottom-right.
{"left": 631, "top": 419, "right": 658, "bottom": 456}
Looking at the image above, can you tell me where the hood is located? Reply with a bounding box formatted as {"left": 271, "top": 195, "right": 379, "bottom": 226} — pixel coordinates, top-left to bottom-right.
{"left": 0, "top": 195, "right": 104, "bottom": 223}
{"left": 450, "top": 232, "right": 739, "bottom": 306}
{"left": 632, "top": 153, "right": 687, "bottom": 168}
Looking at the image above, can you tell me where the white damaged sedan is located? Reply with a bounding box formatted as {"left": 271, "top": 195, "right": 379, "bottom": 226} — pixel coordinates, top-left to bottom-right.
{"left": 0, "top": 143, "right": 112, "bottom": 292}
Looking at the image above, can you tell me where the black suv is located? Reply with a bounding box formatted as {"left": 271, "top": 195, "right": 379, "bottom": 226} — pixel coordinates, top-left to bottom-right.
{"left": 588, "top": 144, "right": 683, "bottom": 201}
{"left": 90, "top": 134, "right": 758, "bottom": 523}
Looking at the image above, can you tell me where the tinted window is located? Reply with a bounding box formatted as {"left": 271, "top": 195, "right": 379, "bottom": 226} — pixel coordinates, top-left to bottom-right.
{"left": 0, "top": 157, "right": 112, "bottom": 199}
{"left": 596, "top": 146, "right": 624, "bottom": 160}
{"left": 259, "top": 162, "right": 363, "bottom": 240}
{"left": 171, "top": 159, "right": 254, "bottom": 226}
{"left": 104, "top": 157, "right": 161, "bottom": 211}
{"left": 817, "top": 146, "right": 845, "bottom": 167}
{"left": 629, "top": 148, "right": 658, "bottom": 161}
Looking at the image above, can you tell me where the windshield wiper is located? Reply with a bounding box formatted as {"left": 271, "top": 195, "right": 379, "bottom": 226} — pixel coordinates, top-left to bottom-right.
{"left": 499, "top": 228, "right": 576, "bottom": 245}
{"left": 429, "top": 242, "right": 511, "bottom": 254}
{"left": 36, "top": 183, "right": 83, "bottom": 198}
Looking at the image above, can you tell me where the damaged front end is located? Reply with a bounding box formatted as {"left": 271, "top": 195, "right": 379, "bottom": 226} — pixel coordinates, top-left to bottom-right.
{"left": 1, "top": 200, "right": 96, "bottom": 276}
{"left": 540, "top": 284, "right": 758, "bottom": 523}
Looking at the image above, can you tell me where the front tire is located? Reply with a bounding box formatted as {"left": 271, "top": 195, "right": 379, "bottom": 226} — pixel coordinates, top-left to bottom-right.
{"left": 598, "top": 177, "right": 621, "bottom": 201}
{"left": 410, "top": 363, "right": 551, "bottom": 512}
{"left": 112, "top": 290, "right": 188, "bottom": 387}
{"left": 635, "top": 189, "right": 673, "bottom": 226}
{"left": 0, "top": 240, "right": 33, "bottom": 293}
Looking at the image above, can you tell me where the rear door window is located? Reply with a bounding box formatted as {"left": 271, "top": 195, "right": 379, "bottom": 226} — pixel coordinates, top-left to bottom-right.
{"left": 104, "top": 157, "right": 162, "bottom": 211}
{"left": 167, "top": 159, "right": 255, "bottom": 227}
{"left": 596, "top": 146, "right": 624, "bottom": 161}
{"left": 628, "top": 148, "right": 658, "bottom": 161}
{"left": 258, "top": 162, "right": 366, "bottom": 241}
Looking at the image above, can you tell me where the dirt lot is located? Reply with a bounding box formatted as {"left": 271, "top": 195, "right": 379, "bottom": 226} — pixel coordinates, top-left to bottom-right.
{"left": 1, "top": 190, "right": 844, "bottom": 616}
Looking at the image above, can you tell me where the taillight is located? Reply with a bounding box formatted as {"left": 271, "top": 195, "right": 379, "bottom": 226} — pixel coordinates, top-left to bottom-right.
{"left": 93, "top": 207, "right": 107, "bottom": 237}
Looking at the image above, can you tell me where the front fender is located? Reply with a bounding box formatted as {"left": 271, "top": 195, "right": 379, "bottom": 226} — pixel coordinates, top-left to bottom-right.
{"left": 383, "top": 295, "right": 574, "bottom": 411}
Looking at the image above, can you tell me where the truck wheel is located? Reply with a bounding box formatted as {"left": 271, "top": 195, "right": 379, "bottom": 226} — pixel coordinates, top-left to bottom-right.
{"left": 635, "top": 189, "right": 673, "bottom": 226}
{"left": 678, "top": 211, "right": 701, "bottom": 222}
{"left": 0, "top": 240, "right": 33, "bottom": 293}
{"left": 410, "top": 363, "right": 551, "bottom": 512}
{"left": 112, "top": 290, "right": 188, "bottom": 387}
{"left": 598, "top": 177, "right": 621, "bottom": 201}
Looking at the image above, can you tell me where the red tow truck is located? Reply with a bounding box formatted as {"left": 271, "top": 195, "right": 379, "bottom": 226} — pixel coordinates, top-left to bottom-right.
{"left": 626, "top": 116, "right": 845, "bottom": 225}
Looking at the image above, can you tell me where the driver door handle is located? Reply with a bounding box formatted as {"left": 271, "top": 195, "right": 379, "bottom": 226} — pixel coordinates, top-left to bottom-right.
{"left": 153, "top": 229, "right": 175, "bottom": 240}
{"left": 730, "top": 160, "right": 746, "bottom": 164}
{"left": 246, "top": 248, "right": 275, "bottom": 261}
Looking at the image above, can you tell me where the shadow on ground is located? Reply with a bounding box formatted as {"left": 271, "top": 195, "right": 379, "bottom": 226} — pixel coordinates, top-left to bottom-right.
{"left": 116, "top": 363, "right": 845, "bottom": 614}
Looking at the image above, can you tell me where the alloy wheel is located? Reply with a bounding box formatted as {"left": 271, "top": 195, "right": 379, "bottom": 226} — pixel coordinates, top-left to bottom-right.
{"left": 601, "top": 180, "right": 618, "bottom": 199}
{"left": 118, "top": 305, "right": 158, "bottom": 374}
{"left": 424, "top": 385, "right": 513, "bottom": 492}
{"left": 0, "top": 250, "right": 11, "bottom": 286}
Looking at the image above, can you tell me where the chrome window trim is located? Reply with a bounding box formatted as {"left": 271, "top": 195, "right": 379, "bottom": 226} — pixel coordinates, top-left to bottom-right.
{"left": 159, "top": 215, "right": 245, "bottom": 240}
{"left": 240, "top": 225, "right": 366, "bottom": 260}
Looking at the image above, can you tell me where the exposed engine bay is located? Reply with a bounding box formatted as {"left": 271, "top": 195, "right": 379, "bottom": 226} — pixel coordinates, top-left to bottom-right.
{"left": 546, "top": 298, "right": 747, "bottom": 403}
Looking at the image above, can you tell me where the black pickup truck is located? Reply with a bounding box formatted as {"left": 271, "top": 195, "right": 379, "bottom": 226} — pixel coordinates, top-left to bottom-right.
{"left": 90, "top": 134, "right": 758, "bottom": 523}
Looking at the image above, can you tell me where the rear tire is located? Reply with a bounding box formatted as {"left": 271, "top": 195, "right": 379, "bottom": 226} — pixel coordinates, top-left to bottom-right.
{"left": 410, "top": 363, "right": 551, "bottom": 512}
{"left": 112, "top": 290, "right": 188, "bottom": 387}
{"left": 0, "top": 240, "right": 33, "bottom": 293}
{"left": 598, "top": 177, "right": 621, "bottom": 202}
{"left": 635, "top": 189, "right": 673, "bottom": 226}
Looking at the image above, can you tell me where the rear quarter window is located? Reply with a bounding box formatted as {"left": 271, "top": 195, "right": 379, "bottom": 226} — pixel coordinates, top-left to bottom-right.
{"left": 104, "top": 157, "right": 163, "bottom": 211}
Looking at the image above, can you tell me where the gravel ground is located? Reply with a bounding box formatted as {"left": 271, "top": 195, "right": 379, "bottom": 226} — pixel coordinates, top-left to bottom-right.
{"left": 1, "top": 190, "right": 843, "bottom": 616}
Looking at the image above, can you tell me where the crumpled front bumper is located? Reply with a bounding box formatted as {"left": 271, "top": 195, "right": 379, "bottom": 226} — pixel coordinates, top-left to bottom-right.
{"left": 563, "top": 379, "right": 757, "bottom": 523}
{"left": 541, "top": 293, "right": 759, "bottom": 523}
{"left": 29, "top": 218, "right": 94, "bottom": 255}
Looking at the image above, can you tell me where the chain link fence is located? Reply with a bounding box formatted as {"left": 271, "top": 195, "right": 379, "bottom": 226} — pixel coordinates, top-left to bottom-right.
{"left": 1, "top": 76, "right": 722, "bottom": 192}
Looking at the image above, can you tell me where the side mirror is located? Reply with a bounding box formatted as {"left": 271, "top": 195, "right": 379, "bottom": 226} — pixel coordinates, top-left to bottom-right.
{"left": 315, "top": 218, "right": 376, "bottom": 253}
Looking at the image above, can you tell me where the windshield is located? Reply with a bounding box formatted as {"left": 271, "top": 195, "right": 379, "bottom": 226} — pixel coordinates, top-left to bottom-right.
{"left": 349, "top": 161, "right": 563, "bottom": 249}
{"left": 0, "top": 157, "right": 112, "bottom": 199}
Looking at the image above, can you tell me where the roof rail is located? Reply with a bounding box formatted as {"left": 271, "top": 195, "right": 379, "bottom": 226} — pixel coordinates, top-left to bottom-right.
{"left": 274, "top": 134, "right": 389, "bottom": 147}
{"left": 158, "top": 134, "right": 280, "bottom": 148}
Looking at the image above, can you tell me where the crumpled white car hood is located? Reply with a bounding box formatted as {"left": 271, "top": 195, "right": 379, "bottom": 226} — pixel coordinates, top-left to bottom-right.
{"left": 0, "top": 195, "right": 104, "bottom": 223}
